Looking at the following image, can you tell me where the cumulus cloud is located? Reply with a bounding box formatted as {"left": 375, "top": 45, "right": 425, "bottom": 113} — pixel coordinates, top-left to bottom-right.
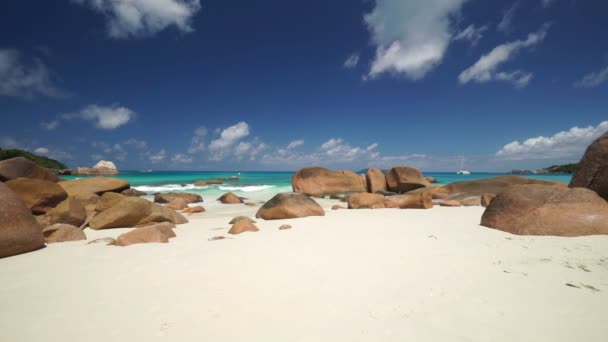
{"left": 41, "top": 120, "right": 59, "bottom": 130}
{"left": 453, "top": 24, "right": 488, "bottom": 46}
{"left": 0, "top": 49, "right": 67, "bottom": 99}
{"left": 574, "top": 65, "right": 608, "bottom": 88}
{"left": 72, "top": 0, "right": 201, "bottom": 39}
{"left": 496, "top": 121, "right": 608, "bottom": 160}
{"left": 124, "top": 138, "right": 148, "bottom": 150}
{"left": 364, "top": 0, "right": 468, "bottom": 80}
{"left": 148, "top": 149, "right": 166, "bottom": 163}
{"left": 34, "top": 147, "right": 49, "bottom": 154}
{"left": 63, "top": 104, "right": 136, "bottom": 129}
{"left": 498, "top": 2, "right": 519, "bottom": 34}
{"left": 459, "top": 24, "right": 549, "bottom": 88}
{"left": 286, "top": 139, "right": 304, "bottom": 149}
{"left": 343, "top": 53, "right": 360, "bottom": 69}
{"left": 234, "top": 141, "right": 266, "bottom": 161}
{"left": 171, "top": 153, "right": 193, "bottom": 163}
{"left": 208, "top": 122, "right": 250, "bottom": 160}
{"left": 188, "top": 126, "right": 208, "bottom": 154}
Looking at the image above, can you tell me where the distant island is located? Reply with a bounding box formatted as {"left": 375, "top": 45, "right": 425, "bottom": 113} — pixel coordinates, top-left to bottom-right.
{"left": 510, "top": 163, "right": 578, "bottom": 175}
{"left": 0, "top": 148, "right": 67, "bottom": 170}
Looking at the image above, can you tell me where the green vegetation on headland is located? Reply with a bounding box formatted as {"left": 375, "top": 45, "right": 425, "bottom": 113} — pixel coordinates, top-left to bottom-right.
{"left": 0, "top": 148, "right": 67, "bottom": 170}
{"left": 510, "top": 163, "right": 578, "bottom": 175}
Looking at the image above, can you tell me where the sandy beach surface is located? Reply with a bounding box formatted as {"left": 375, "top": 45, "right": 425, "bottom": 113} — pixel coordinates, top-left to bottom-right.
{"left": 2, "top": 200, "right": 608, "bottom": 342}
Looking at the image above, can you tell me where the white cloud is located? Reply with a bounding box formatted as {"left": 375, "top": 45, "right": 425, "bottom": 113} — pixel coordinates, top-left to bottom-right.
{"left": 0, "top": 49, "right": 66, "bottom": 99}
{"left": 171, "top": 153, "right": 193, "bottom": 163}
{"left": 574, "top": 65, "right": 608, "bottom": 88}
{"left": 124, "top": 138, "right": 148, "bottom": 150}
{"left": 286, "top": 139, "right": 304, "bottom": 149}
{"left": 453, "top": 24, "right": 488, "bottom": 46}
{"left": 496, "top": 121, "right": 608, "bottom": 160}
{"left": 364, "top": 0, "right": 468, "bottom": 80}
{"left": 188, "top": 126, "right": 208, "bottom": 154}
{"left": 34, "top": 147, "right": 49, "bottom": 154}
{"left": 148, "top": 149, "right": 166, "bottom": 163}
{"left": 343, "top": 53, "right": 360, "bottom": 68}
{"left": 541, "top": 0, "right": 556, "bottom": 7}
{"left": 498, "top": 2, "right": 519, "bottom": 34}
{"left": 459, "top": 25, "right": 549, "bottom": 88}
{"left": 63, "top": 104, "right": 136, "bottom": 129}
{"left": 72, "top": 0, "right": 201, "bottom": 39}
{"left": 41, "top": 120, "right": 59, "bottom": 130}
{"left": 208, "top": 122, "right": 250, "bottom": 160}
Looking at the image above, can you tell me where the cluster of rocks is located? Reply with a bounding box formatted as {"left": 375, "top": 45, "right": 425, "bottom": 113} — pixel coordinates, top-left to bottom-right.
{"left": 194, "top": 176, "right": 239, "bottom": 187}
{"left": 0, "top": 157, "right": 193, "bottom": 258}
{"left": 60, "top": 160, "right": 120, "bottom": 176}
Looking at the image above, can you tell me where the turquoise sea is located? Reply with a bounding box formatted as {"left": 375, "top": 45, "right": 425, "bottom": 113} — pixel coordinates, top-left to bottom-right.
{"left": 62, "top": 171, "right": 573, "bottom": 202}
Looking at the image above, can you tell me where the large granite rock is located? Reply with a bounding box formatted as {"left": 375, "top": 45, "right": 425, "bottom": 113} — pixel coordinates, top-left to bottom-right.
{"left": 292, "top": 167, "right": 367, "bottom": 197}
{"left": 0, "top": 157, "right": 60, "bottom": 182}
{"left": 436, "top": 175, "right": 565, "bottom": 197}
{"left": 59, "top": 177, "right": 130, "bottom": 196}
{"left": 384, "top": 191, "right": 433, "bottom": 209}
{"left": 347, "top": 193, "right": 386, "bottom": 209}
{"left": 89, "top": 197, "right": 187, "bottom": 229}
{"left": 153, "top": 192, "right": 202, "bottom": 204}
{"left": 481, "top": 184, "right": 608, "bottom": 236}
{"left": 217, "top": 192, "right": 243, "bottom": 204}
{"left": 92, "top": 160, "right": 118, "bottom": 174}
{"left": 256, "top": 192, "right": 325, "bottom": 220}
{"left": 121, "top": 188, "right": 147, "bottom": 197}
{"left": 166, "top": 198, "right": 188, "bottom": 210}
{"left": 48, "top": 197, "right": 88, "bottom": 227}
{"left": 5, "top": 178, "right": 68, "bottom": 214}
{"left": 43, "top": 224, "right": 86, "bottom": 243}
{"left": 385, "top": 166, "right": 431, "bottom": 193}
{"left": 570, "top": 131, "right": 608, "bottom": 201}
{"left": 366, "top": 168, "right": 387, "bottom": 193}
{"left": 0, "top": 182, "right": 45, "bottom": 258}
{"left": 115, "top": 225, "right": 176, "bottom": 247}
{"left": 96, "top": 192, "right": 127, "bottom": 212}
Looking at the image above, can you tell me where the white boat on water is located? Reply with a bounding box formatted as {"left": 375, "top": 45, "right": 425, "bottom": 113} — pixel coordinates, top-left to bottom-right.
{"left": 457, "top": 158, "right": 471, "bottom": 175}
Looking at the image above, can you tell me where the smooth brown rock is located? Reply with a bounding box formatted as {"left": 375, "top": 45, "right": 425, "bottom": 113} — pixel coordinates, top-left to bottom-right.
{"left": 166, "top": 198, "right": 188, "bottom": 210}
{"left": 385, "top": 166, "right": 431, "bottom": 193}
{"left": 43, "top": 224, "right": 86, "bottom": 243}
{"left": 228, "top": 220, "right": 259, "bottom": 235}
{"left": 331, "top": 205, "right": 345, "bottom": 210}
{"left": 195, "top": 179, "right": 223, "bottom": 186}
{"left": 87, "top": 237, "right": 116, "bottom": 245}
{"left": 121, "top": 188, "right": 147, "bottom": 197}
{"left": 279, "top": 224, "right": 292, "bottom": 230}
{"left": 229, "top": 216, "right": 256, "bottom": 224}
{"left": 481, "top": 193, "right": 496, "bottom": 207}
{"left": 48, "top": 197, "right": 87, "bottom": 227}
{"left": 0, "top": 157, "right": 60, "bottom": 182}
{"left": 256, "top": 192, "right": 325, "bottom": 220}
{"left": 347, "top": 193, "right": 386, "bottom": 209}
{"left": 439, "top": 200, "right": 462, "bottom": 207}
{"left": 96, "top": 192, "right": 127, "bottom": 212}
{"left": 5, "top": 178, "right": 68, "bottom": 214}
{"left": 90, "top": 197, "right": 188, "bottom": 229}
{"left": 0, "top": 182, "right": 45, "bottom": 258}
{"left": 570, "top": 131, "right": 608, "bottom": 201}
{"left": 384, "top": 191, "right": 433, "bottom": 209}
{"left": 183, "top": 206, "right": 205, "bottom": 214}
{"left": 115, "top": 225, "right": 176, "bottom": 246}
{"left": 292, "top": 167, "right": 367, "bottom": 197}
{"left": 436, "top": 175, "right": 565, "bottom": 197}
{"left": 209, "top": 236, "right": 227, "bottom": 241}
{"left": 217, "top": 192, "right": 243, "bottom": 204}
{"left": 35, "top": 214, "right": 51, "bottom": 227}
{"left": 153, "top": 192, "right": 202, "bottom": 204}
{"left": 481, "top": 184, "right": 608, "bottom": 236}
{"left": 425, "top": 176, "right": 439, "bottom": 184}
{"left": 59, "top": 177, "right": 130, "bottom": 196}
{"left": 366, "top": 168, "right": 387, "bottom": 193}
{"left": 244, "top": 202, "right": 256, "bottom": 207}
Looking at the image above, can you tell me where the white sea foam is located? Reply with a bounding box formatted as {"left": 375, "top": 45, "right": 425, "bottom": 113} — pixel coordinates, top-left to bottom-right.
{"left": 133, "top": 184, "right": 207, "bottom": 192}
{"left": 218, "top": 185, "right": 274, "bottom": 192}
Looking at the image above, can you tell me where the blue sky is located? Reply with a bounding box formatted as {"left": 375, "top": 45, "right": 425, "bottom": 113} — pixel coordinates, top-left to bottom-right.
{"left": 1, "top": 0, "right": 607, "bottom": 172}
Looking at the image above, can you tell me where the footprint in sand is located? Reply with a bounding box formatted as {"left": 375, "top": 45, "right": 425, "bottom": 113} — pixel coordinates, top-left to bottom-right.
{"left": 565, "top": 283, "right": 601, "bottom": 292}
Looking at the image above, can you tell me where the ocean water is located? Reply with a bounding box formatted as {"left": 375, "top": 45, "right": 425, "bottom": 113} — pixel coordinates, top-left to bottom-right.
{"left": 61, "top": 171, "right": 572, "bottom": 202}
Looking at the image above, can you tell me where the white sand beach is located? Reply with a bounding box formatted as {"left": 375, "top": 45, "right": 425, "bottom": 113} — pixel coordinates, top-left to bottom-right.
{"left": 2, "top": 201, "right": 607, "bottom": 342}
